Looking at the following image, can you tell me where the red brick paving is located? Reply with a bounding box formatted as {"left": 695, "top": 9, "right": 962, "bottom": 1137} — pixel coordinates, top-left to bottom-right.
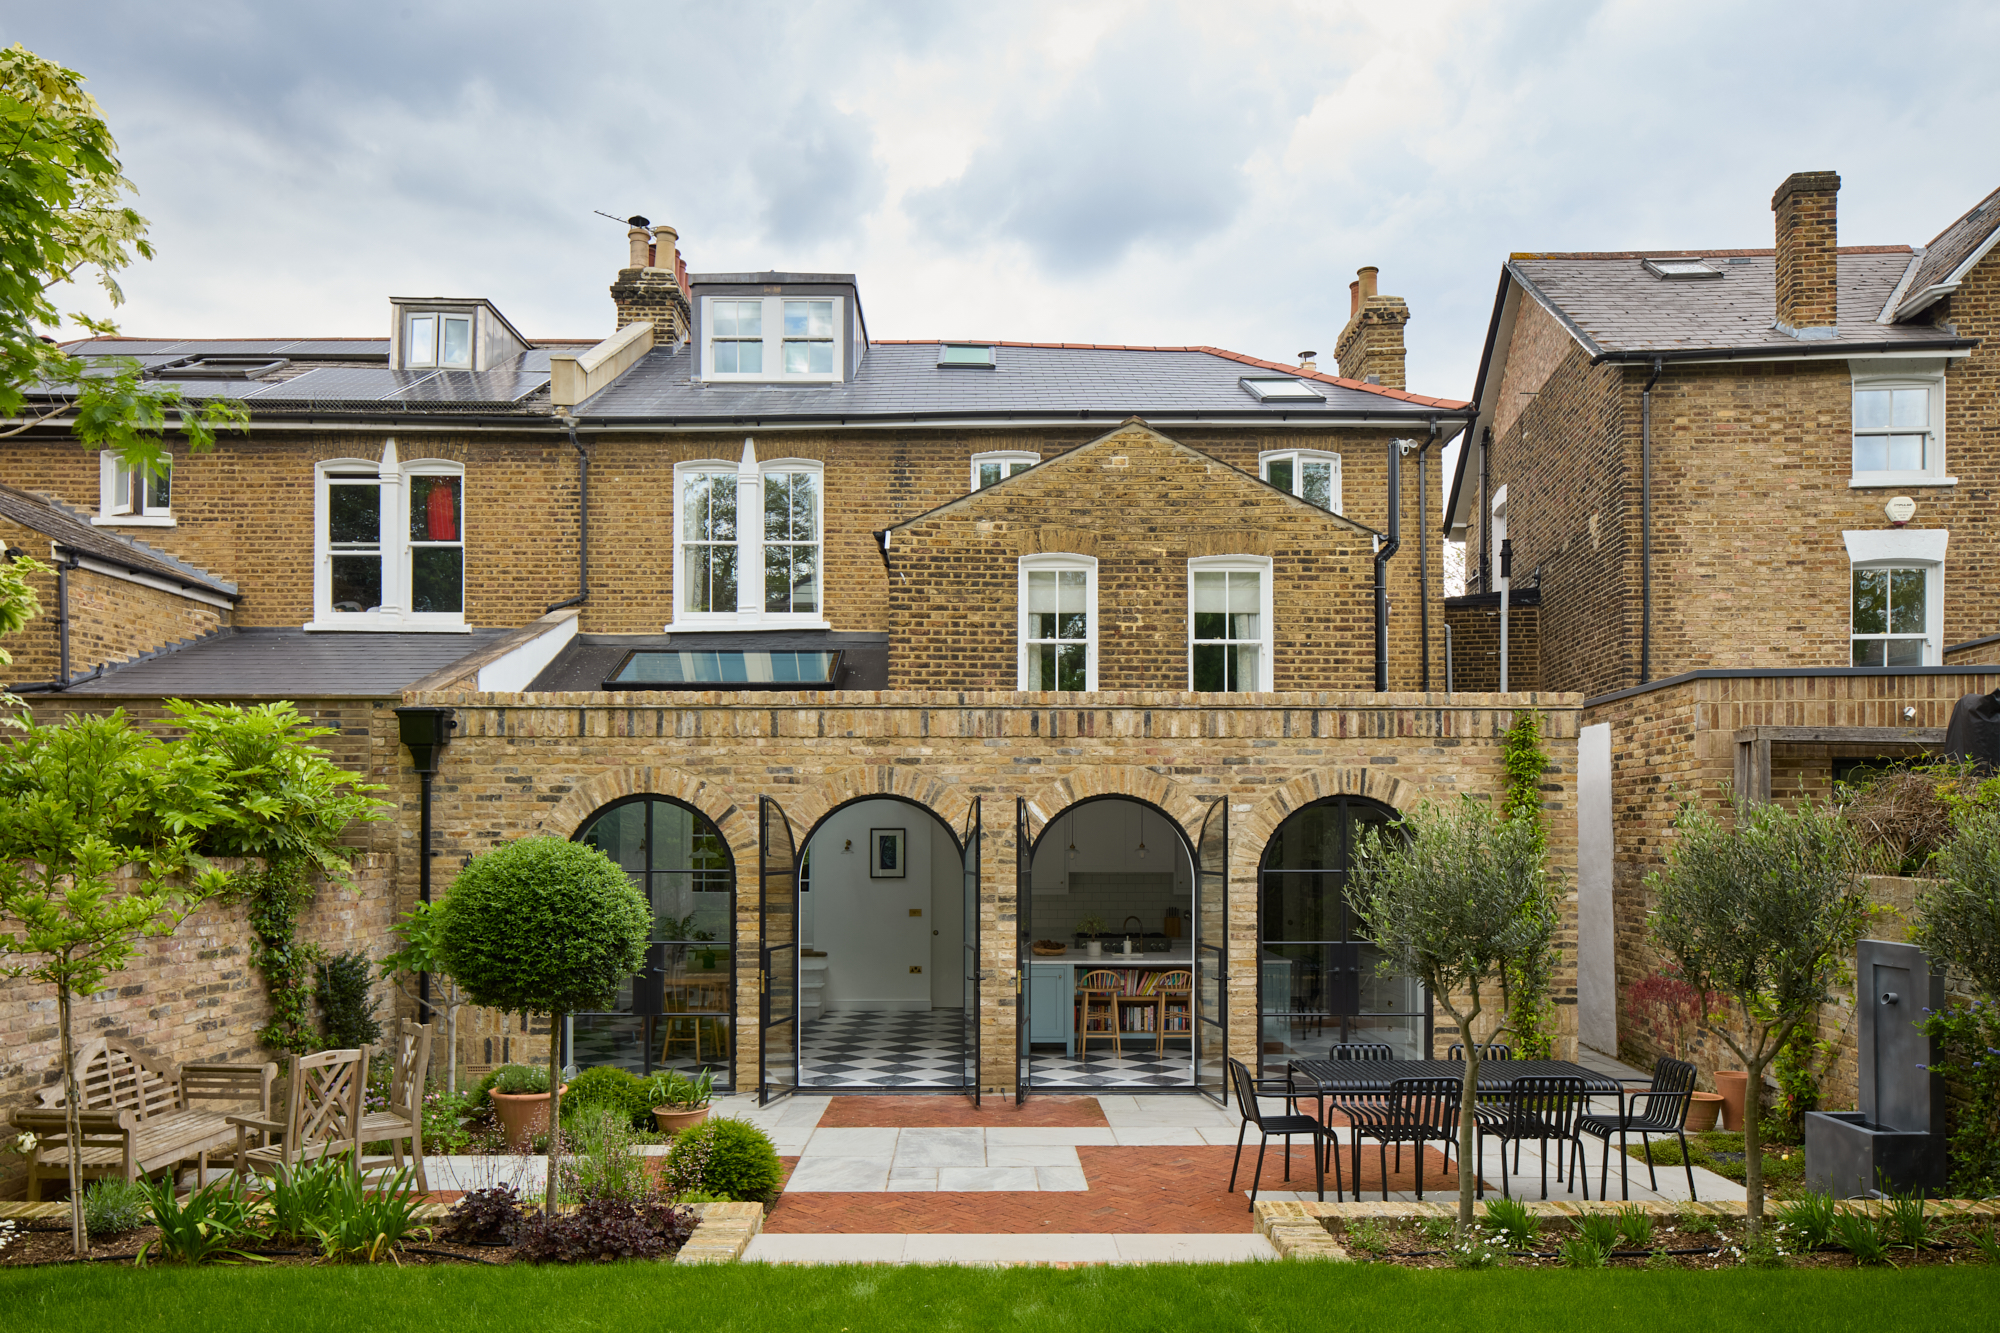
{"left": 764, "top": 1144, "right": 1471, "bottom": 1234}
{"left": 817, "top": 1095, "right": 1108, "bottom": 1128}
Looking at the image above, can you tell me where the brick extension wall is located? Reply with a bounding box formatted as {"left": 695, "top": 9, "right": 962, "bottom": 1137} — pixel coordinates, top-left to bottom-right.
{"left": 1442, "top": 592, "right": 1541, "bottom": 693}
{"left": 398, "top": 685, "right": 1584, "bottom": 1096}
{"left": 0, "top": 855, "right": 397, "bottom": 1199}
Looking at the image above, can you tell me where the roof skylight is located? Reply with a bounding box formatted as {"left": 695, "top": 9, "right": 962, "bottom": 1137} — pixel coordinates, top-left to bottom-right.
{"left": 605, "top": 649, "right": 842, "bottom": 690}
{"left": 938, "top": 344, "right": 995, "bottom": 367}
{"left": 1642, "top": 257, "right": 1724, "bottom": 280}
{"left": 1240, "top": 377, "right": 1326, "bottom": 402}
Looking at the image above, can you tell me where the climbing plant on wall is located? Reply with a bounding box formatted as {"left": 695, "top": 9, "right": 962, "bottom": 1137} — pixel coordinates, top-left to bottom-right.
{"left": 166, "top": 700, "right": 388, "bottom": 1055}
{"left": 1498, "top": 709, "right": 1560, "bottom": 1058}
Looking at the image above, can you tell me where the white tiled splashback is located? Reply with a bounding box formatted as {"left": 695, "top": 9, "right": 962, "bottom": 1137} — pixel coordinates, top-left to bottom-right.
{"left": 1035, "top": 872, "right": 1187, "bottom": 942}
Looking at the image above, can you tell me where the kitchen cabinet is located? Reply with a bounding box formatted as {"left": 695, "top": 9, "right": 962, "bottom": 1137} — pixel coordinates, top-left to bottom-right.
{"left": 1029, "top": 963, "right": 1073, "bottom": 1056}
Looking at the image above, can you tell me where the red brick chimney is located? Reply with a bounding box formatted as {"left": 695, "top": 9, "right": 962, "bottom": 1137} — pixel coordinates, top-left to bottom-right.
{"left": 1772, "top": 171, "right": 1840, "bottom": 339}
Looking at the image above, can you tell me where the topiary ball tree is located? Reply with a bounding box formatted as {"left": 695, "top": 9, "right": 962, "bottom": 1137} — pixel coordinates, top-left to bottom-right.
{"left": 439, "top": 836, "right": 649, "bottom": 1214}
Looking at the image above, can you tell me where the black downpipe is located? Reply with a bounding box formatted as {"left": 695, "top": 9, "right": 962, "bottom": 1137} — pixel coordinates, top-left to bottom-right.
{"left": 1641, "top": 357, "right": 1662, "bottom": 685}
{"left": 417, "top": 769, "right": 433, "bottom": 1019}
{"left": 1478, "top": 425, "right": 1492, "bottom": 592}
{"left": 1417, "top": 419, "right": 1439, "bottom": 692}
{"left": 1374, "top": 438, "right": 1403, "bottom": 692}
{"left": 9, "top": 548, "right": 100, "bottom": 693}
{"left": 544, "top": 422, "right": 591, "bottom": 613}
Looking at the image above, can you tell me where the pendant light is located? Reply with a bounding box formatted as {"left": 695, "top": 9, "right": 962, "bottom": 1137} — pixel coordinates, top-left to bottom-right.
{"left": 1066, "top": 811, "right": 1079, "bottom": 861}
{"left": 1134, "top": 804, "right": 1149, "bottom": 860}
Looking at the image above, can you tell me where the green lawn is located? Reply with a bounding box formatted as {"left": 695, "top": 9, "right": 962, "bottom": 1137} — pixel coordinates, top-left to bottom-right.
{"left": 4, "top": 1262, "right": 1998, "bottom": 1333}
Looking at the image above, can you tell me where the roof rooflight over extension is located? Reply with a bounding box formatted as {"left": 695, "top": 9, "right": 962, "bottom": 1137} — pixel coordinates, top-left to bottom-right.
{"left": 1239, "top": 376, "right": 1326, "bottom": 402}
{"left": 938, "top": 343, "right": 996, "bottom": 368}
{"left": 1642, "top": 257, "right": 1724, "bottom": 280}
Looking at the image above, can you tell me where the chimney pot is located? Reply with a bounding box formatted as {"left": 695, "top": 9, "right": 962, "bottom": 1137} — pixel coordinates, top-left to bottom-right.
{"left": 627, "top": 226, "right": 651, "bottom": 270}
{"left": 651, "top": 224, "right": 679, "bottom": 273}
{"left": 1771, "top": 170, "right": 1840, "bottom": 338}
{"left": 1358, "top": 266, "right": 1379, "bottom": 299}
{"left": 1298, "top": 350, "right": 1318, "bottom": 372}
{"left": 1349, "top": 280, "right": 1361, "bottom": 317}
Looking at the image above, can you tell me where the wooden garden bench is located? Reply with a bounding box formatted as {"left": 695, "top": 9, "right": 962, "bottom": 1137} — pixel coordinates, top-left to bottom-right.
{"left": 11, "top": 1038, "right": 275, "bottom": 1200}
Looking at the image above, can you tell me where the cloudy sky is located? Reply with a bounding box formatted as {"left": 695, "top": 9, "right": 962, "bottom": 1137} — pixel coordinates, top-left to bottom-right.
{"left": 8, "top": 0, "right": 2000, "bottom": 405}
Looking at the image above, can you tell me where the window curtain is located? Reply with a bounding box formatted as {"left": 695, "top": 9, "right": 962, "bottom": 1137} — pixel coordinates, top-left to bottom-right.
{"left": 425, "top": 478, "right": 458, "bottom": 541}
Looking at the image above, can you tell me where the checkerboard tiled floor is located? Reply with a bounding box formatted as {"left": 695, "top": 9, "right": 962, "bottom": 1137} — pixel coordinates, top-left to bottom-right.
{"left": 801, "top": 1009, "right": 966, "bottom": 1088}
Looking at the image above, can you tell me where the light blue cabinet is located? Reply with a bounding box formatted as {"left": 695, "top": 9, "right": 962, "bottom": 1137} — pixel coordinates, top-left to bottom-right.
{"left": 1029, "top": 963, "right": 1073, "bottom": 1056}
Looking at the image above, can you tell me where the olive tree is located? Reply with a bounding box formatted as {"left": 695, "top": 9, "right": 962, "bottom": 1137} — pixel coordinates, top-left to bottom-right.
{"left": 438, "top": 837, "right": 649, "bottom": 1214}
{"left": 1649, "top": 796, "right": 1868, "bottom": 1232}
{"left": 1350, "top": 796, "right": 1557, "bottom": 1233}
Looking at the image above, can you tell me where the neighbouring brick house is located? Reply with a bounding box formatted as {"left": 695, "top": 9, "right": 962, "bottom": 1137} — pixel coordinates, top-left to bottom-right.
{"left": 2, "top": 224, "right": 1579, "bottom": 1130}
{"left": 1440, "top": 171, "right": 2000, "bottom": 1073}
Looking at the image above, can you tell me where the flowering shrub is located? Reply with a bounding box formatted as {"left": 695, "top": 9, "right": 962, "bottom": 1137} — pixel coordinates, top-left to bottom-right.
{"left": 1623, "top": 968, "right": 1721, "bottom": 1065}
{"left": 1920, "top": 997, "right": 2000, "bottom": 1196}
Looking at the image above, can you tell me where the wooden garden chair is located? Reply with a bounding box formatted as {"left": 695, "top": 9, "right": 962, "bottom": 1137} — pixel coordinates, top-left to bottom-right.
{"left": 359, "top": 1021, "right": 434, "bottom": 1190}
{"left": 229, "top": 1046, "right": 370, "bottom": 1181}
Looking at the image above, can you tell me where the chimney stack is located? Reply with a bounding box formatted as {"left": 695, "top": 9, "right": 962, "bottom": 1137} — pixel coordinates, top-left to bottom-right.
{"left": 611, "top": 218, "right": 693, "bottom": 342}
{"left": 1335, "top": 265, "right": 1411, "bottom": 390}
{"left": 1772, "top": 170, "right": 1840, "bottom": 340}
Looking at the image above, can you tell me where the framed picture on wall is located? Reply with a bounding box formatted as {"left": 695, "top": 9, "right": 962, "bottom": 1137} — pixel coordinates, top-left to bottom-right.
{"left": 869, "top": 828, "right": 907, "bottom": 879}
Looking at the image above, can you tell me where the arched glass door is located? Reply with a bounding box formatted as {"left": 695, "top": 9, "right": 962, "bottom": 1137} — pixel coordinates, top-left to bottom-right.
{"left": 1257, "top": 796, "right": 1428, "bottom": 1079}
{"left": 573, "top": 796, "right": 735, "bottom": 1088}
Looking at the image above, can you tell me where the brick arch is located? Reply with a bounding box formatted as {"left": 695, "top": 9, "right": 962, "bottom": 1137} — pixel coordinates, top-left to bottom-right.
{"left": 1234, "top": 767, "right": 1422, "bottom": 866}
{"left": 535, "top": 766, "right": 757, "bottom": 867}
{"left": 1016, "top": 765, "right": 1209, "bottom": 848}
{"left": 767, "top": 766, "right": 977, "bottom": 848}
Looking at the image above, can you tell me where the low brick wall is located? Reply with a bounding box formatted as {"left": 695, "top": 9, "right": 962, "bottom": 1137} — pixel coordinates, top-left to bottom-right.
{"left": 0, "top": 854, "right": 399, "bottom": 1199}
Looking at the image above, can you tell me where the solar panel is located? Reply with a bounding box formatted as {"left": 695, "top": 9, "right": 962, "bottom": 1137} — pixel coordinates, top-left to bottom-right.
{"left": 67, "top": 340, "right": 188, "bottom": 355}
{"left": 141, "top": 379, "right": 275, "bottom": 399}
{"left": 253, "top": 367, "right": 434, "bottom": 400}
{"left": 272, "top": 340, "right": 391, "bottom": 358}
{"left": 389, "top": 371, "right": 550, "bottom": 403}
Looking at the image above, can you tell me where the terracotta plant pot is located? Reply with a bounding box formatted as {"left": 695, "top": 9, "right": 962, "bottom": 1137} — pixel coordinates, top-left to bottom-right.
{"left": 653, "top": 1104, "right": 711, "bottom": 1136}
{"left": 490, "top": 1084, "right": 567, "bottom": 1153}
{"left": 1713, "top": 1070, "right": 1748, "bottom": 1132}
{"left": 1685, "top": 1091, "right": 1724, "bottom": 1132}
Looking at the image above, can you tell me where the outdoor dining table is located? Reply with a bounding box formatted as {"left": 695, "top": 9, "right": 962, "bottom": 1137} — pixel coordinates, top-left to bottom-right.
{"left": 1286, "top": 1058, "right": 1627, "bottom": 1100}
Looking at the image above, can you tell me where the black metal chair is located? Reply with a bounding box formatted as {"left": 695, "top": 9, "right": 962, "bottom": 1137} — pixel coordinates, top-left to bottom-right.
{"left": 1473, "top": 1074, "right": 1588, "bottom": 1200}
{"left": 1327, "top": 1041, "right": 1395, "bottom": 1061}
{"left": 1447, "top": 1042, "right": 1513, "bottom": 1061}
{"left": 1576, "top": 1056, "right": 1698, "bottom": 1200}
{"left": 1225, "top": 1058, "right": 1338, "bottom": 1210}
{"left": 1343, "top": 1075, "right": 1460, "bottom": 1201}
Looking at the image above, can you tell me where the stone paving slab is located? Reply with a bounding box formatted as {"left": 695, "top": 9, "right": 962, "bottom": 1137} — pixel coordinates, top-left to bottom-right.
{"left": 744, "top": 1231, "right": 1279, "bottom": 1265}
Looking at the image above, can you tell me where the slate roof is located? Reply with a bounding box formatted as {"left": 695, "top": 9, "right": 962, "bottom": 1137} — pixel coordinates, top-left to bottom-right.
{"left": 1506, "top": 248, "right": 1968, "bottom": 360}
{"left": 1896, "top": 184, "right": 2000, "bottom": 317}
{"left": 576, "top": 340, "right": 1469, "bottom": 422}
{"left": 0, "top": 482, "right": 238, "bottom": 597}
{"left": 74, "top": 626, "right": 509, "bottom": 697}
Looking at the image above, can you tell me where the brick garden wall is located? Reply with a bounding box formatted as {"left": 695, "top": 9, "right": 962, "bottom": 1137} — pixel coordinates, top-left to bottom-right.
{"left": 1442, "top": 593, "right": 1540, "bottom": 693}
{"left": 399, "top": 684, "right": 1583, "bottom": 1096}
{"left": 0, "top": 854, "right": 398, "bottom": 1199}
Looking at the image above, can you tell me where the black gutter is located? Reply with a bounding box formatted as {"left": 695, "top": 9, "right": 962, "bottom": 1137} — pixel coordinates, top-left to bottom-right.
{"left": 1443, "top": 267, "right": 1519, "bottom": 536}
{"left": 1590, "top": 338, "right": 1975, "bottom": 366}
{"left": 545, "top": 421, "right": 591, "bottom": 613}
{"left": 1374, "top": 436, "right": 1402, "bottom": 692}
{"left": 574, "top": 407, "right": 1474, "bottom": 429}
{"left": 1641, "top": 356, "right": 1662, "bottom": 685}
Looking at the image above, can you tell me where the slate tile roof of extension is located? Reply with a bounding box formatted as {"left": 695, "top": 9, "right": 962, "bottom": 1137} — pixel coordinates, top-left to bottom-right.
{"left": 77, "top": 625, "right": 511, "bottom": 696}
{"left": 575, "top": 340, "right": 1469, "bottom": 422}
{"left": 1895, "top": 182, "right": 2000, "bottom": 318}
{"left": 0, "top": 481, "right": 238, "bottom": 599}
{"left": 1505, "top": 247, "right": 1972, "bottom": 360}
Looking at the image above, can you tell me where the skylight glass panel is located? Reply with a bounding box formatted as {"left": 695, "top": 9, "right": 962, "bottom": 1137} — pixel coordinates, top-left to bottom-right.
{"left": 939, "top": 344, "right": 995, "bottom": 367}
{"left": 1240, "top": 377, "right": 1325, "bottom": 402}
{"left": 606, "top": 650, "right": 842, "bottom": 689}
{"left": 1642, "top": 257, "right": 1723, "bottom": 279}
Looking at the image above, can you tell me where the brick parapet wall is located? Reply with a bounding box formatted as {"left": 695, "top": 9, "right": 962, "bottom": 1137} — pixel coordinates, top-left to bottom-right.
{"left": 0, "top": 854, "right": 397, "bottom": 1199}
{"left": 400, "top": 685, "right": 1582, "bottom": 1096}
{"left": 1442, "top": 597, "right": 1540, "bottom": 693}
{"left": 1584, "top": 668, "right": 2000, "bottom": 1095}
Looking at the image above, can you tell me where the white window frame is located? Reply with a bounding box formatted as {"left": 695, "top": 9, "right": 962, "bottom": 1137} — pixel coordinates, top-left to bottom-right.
{"left": 670, "top": 439, "right": 830, "bottom": 630}
{"left": 404, "top": 311, "right": 474, "bottom": 370}
{"left": 1843, "top": 528, "right": 1947, "bottom": 667}
{"left": 95, "top": 450, "right": 174, "bottom": 526}
{"left": 700, "top": 295, "right": 845, "bottom": 383}
{"left": 1258, "top": 448, "right": 1343, "bottom": 514}
{"left": 1187, "top": 554, "right": 1274, "bottom": 693}
{"left": 1017, "top": 553, "right": 1098, "bottom": 693}
{"left": 1849, "top": 361, "right": 1952, "bottom": 489}
{"left": 970, "top": 451, "right": 1039, "bottom": 491}
{"left": 307, "top": 440, "right": 469, "bottom": 632}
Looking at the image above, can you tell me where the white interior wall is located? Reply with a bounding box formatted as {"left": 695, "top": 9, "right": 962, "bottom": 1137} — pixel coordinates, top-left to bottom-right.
{"left": 1030, "top": 799, "right": 1192, "bottom": 940}
{"left": 803, "top": 799, "right": 954, "bottom": 1012}
{"left": 928, "top": 829, "right": 964, "bottom": 1008}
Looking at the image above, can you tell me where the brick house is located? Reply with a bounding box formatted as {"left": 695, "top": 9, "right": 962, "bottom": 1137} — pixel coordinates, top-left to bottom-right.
{"left": 1440, "top": 172, "right": 2000, "bottom": 1068}
{"left": 2, "top": 227, "right": 1578, "bottom": 1114}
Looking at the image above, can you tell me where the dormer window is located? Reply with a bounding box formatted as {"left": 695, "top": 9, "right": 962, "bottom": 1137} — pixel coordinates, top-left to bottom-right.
{"left": 406, "top": 312, "right": 472, "bottom": 369}
{"left": 701, "top": 295, "right": 845, "bottom": 382}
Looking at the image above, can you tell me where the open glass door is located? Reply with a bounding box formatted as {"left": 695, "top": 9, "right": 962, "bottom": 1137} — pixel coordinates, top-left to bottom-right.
{"left": 1194, "top": 797, "right": 1228, "bottom": 1104}
{"left": 757, "top": 795, "right": 799, "bottom": 1106}
{"left": 961, "top": 797, "right": 981, "bottom": 1106}
{"left": 1015, "top": 798, "right": 1034, "bottom": 1106}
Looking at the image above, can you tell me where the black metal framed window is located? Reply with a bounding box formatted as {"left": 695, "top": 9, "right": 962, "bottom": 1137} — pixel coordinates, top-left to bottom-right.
{"left": 571, "top": 796, "right": 735, "bottom": 1088}
{"left": 1256, "top": 795, "right": 1429, "bottom": 1079}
